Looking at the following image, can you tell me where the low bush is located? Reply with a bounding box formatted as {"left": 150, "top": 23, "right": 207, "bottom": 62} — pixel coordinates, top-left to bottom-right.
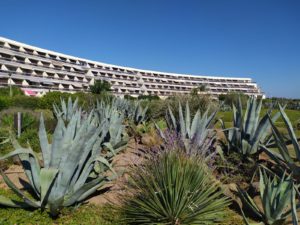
{"left": 12, "top": 95, "right": 40, "bottom": 109}
{"left": 119, "top": 150, "right": 230, "bottom": 224}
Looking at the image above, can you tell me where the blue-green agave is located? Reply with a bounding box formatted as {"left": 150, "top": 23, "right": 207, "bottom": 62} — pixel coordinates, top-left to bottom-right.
{"left": 156, "top": 101, "right": 217, "bottom": 159}
{"left": 0, "top": 109, "right": 122, "bottom": 216}
{"left": 238, "top": 169, "right": 299, "bottom": 225}
{"left": 221, "top": 96, "right": 280, "bottom": 156}
{"left": 53, "top": 97, "right": 79, "bottom": 122}
{"left": 262, "top": 105, "right": 300, "bottom": 180}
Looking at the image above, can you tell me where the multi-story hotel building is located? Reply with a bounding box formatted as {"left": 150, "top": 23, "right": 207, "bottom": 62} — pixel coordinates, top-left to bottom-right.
{"left": 0, "top": 37, "right": 264, "bottom": 98}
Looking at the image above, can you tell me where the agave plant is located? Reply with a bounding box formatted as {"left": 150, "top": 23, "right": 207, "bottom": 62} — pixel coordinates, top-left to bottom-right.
{"left": 94, "top": 100, "right": 128, "bottom": 158}
{"left": 262, "top": 105, "right": 300, "bottom": 180}
{"left": 156, "top": 101, "right": 217, "bottom": 159}
{"left": 238, "top": 169, "right": 299, "bottom": 225}
{"left": 53, "top": 97, "right": 79, "bottom": 122}
{"left": 220, "top": 96, "right": 280, "bottom": 157}
{"left": 111, "top": 98, "right": 148, "bottom": 125}
{"left": 0, "top": 110, "right": 118, "bottom": 216}
{"left": 120, "top": 150, "right": 230, "bottom": 224}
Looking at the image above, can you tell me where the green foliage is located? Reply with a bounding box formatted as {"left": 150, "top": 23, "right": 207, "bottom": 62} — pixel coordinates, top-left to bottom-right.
{"left": 0, "top": 96, "right": 11, "bottom": 111}
{"left": 157, "top": 101, "right": 217, "bottom": 159}
{"left": 90, "top": 80, "right": 111, "bottom": 94}
{"left": 124, "top": 94, "right": 136, "bottom": 100}
{"left": 12, "top": 95, "right": 40, "bottom": 109}
{"left": 18, "top": 128, "right": 41, "bottom": 152}
{"left": 0, "top": 86, "right": 24, "bottom": 97}
{"left": 238, "top": 169, "right": 298, "bottom": 225}
{"left": 219, "top": 92, "right": 248, "bottom": 108}
{"left": 38, "top": 91, "right": 74, "bottom": 110}
{"left": 0, "top": 104, "right": 127, "bottom": 216}
{"left": 137, "top": 95, "right": 160, "bottom": 101}
{"left": 220, "top": 97, "right": 280, "bottom": 157}
{"left": 119, "top": 150, "right": 230, "bottom": 224}
{"left": 262, "top": 105, "right": 300, "bottom": 181}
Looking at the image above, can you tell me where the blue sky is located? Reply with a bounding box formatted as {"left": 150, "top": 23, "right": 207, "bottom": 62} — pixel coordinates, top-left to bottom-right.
{"left": 1, "top": 0, "right": 299, "bottom": 98}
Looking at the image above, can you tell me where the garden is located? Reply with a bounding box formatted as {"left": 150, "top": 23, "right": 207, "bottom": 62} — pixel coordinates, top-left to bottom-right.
{"left": 0, "top": 87, "right": 300, "bottom": 224}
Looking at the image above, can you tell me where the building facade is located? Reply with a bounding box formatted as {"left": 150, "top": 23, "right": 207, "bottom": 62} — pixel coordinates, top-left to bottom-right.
{"left": 0, "top": 37, "right": 264, "bottom": 98}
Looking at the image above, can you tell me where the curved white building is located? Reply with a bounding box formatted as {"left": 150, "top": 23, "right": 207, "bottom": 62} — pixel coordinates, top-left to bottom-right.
{"left": 0, "top": 37, "right": 264, "bottom": 98}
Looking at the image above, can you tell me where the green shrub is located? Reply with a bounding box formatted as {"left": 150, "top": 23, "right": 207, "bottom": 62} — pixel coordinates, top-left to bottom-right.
{"left": 0, "top": 96, "right": 11, "bottom": 111}
{"left": 38, "top": 91, "right": 73, "bottom": 109}
{"left": 12, "top": 95, "right": 40, "bottom": 109}
{"left": 137, "top": 95, "right": 160, "bottom": 101}
{"left": 119, "top": 151, "right": 230, "bottom": 224}
{"left": 18, "top": 128, "right": 41, "bottom": 152}
{"left": 0, "top": 86, "right": 24, "bottom": 96}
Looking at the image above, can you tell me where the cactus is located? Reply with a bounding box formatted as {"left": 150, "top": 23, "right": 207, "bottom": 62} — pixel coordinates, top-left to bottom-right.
{"left": 221, "top": 96, "right": 280, "bottom": 157}
{"left": 0, "top": 109, "right": 123, "bottom": 216}
{"left": 238, "top": 169, "right": 299, "bottom": 225}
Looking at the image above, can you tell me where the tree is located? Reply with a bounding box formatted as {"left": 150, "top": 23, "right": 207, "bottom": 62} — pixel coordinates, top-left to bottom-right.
{"left": 89, "top": 80, "right": 111, "bottom": 94}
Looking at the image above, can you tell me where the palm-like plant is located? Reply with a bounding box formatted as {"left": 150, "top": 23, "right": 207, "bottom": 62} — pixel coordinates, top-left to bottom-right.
{"left": 221, "top": 97, "right": 279, "bottom": 157}
{"left": 157, "top": 102, "right": 217, "bottom": 159}
{"left": 262, "top": 105, "right": 300, "bottom": 181}
{"left": 120, "top": 150, "right": 230, "bottom": 224}
{"left": 238, "top": 169, "right": 299, "bottom": 225}
{"left": 0, "top": 107, "right": 124, "bottom": 216}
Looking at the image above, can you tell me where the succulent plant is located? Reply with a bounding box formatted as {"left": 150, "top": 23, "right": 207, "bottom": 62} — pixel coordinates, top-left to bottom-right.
{"left": 94, "top": 100, "right": 128, "bottom": 158}
{"left": 0, "top": 110, "right": 120, "bottom": 216}
{"left": 262, "top": 105, "right": 300, "bottom": 181}
{"left": 238, "top": 169, "right": 299, "bottom": 225}
{"left": 53, "top": 97, "right": 79, "bottom": 122}
{"left": 220, "top": 96, "right": 280, "bottom": 157}
{"left": 156, "top": 101, "right": 217, "bottom": 159}
{"left": 110, "top": 98, "right": 148, "bottom": 125}
{"left": 120, "top": 150, "right": 230, "bottom": 224}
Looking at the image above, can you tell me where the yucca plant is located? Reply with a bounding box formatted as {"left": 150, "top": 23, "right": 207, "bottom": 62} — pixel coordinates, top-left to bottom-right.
{"left": 120, "top": 150, "right": 230, "bottom": 224}
{"left": 156, "top": 101, "right": 217, "bottom": 159}
{"left": 220, "top": 96, "right": 280, "bottom": 157}
{"left": 0, "top": 110, "right": 117, "bottom": 217}
{"left": 53, "top": 97, "right": 79, "bottom": 122}
{"left": 262, "top": 105, "right": 300, "bottom": 181}
{"left": 238, "top": 169, "right": 299, "bottom": 225}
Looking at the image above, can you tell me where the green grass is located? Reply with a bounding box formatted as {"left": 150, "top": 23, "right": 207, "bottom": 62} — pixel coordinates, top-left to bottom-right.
{"left": 216, "top": 109, "right": 300, "bottom": 129}
{"left": 0, "top": 189, "right": 123, "bottom": 225}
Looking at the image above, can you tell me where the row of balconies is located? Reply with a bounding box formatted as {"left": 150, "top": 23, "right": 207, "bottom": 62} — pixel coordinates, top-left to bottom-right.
{"left": 0, "top": 56, "right": 91, "bottom": 79}
{"left": 0, "top": 71, "right": 89, "bottom": 88}
{"left": 0, "top": 51, "right": 257, "bottom": 91}
{"left": 0, "top": 42, "right": 255, "bottom": 85}
{"left": 0, "top": 79, "right": 86, "bottom": 91}
{"left": 0, "top": 62, "right": 91, "bottom": 82}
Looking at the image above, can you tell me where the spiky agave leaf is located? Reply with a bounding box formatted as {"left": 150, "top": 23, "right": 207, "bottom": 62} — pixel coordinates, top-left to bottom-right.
{"left": 221, "top": 96, "right": 280, "bottom": 157}
{"left": 239, "top": 169, "right": 299, "bottom": 225}
{"left": 0, "top": 107, "right": 124, "bottom": 216}
{"left": 157, "top": 101, "right": 217, "bottom": 159}
{"left": 53, "top": 97, "right": 79, "bottom": 122}
{"left": 262, "top": 105, "right": 300, "bottom": 180}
